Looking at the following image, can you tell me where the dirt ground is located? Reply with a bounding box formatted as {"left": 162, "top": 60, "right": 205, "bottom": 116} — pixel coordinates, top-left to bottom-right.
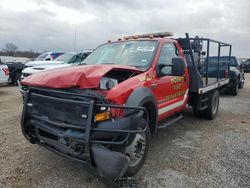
{"left": 0, "top": 74, "right": 250, "bottom": 188}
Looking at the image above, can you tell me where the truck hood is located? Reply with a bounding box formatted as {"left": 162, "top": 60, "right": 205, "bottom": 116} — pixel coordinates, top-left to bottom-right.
{"left": 21, "top": 64, "right": 140, "bottom": 89}
{"left": 22, "top": 64, "right": 72, "bottom": 75}
{"left": 25, "top": 60, "right": 64, "bottom": 67}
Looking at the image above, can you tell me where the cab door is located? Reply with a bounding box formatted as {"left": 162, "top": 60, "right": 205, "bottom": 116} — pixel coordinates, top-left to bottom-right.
{"left": 152, "top": 42, "right": 188, "bottom": 120}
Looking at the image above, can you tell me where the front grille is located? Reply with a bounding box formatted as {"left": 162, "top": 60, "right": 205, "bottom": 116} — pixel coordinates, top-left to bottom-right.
{"left": 28, "top": 88, "right": 94, "bottom": 127}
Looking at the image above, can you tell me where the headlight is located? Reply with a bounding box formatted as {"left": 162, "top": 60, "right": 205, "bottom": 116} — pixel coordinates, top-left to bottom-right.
{"left": 100, "top": 77, "right": 118, "bottom": 90}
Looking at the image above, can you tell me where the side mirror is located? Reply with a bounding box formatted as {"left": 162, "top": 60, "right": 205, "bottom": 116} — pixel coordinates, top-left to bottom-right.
{"left": 156, "top": 64, "right": 171, "bottom": 77}
{"left": 156, "top": 57, "right": 186, "bottom": 77}
{"left": 172, "top": 57, "right": 186, "bottom": 76}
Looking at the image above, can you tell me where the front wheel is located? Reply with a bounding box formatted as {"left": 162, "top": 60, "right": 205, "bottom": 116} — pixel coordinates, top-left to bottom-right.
{"left": 124, "top": 119, "right": 150, "bottom": 177}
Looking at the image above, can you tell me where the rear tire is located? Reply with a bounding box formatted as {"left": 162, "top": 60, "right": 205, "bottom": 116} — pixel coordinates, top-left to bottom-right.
{"left": 14, "top": 72, "right": 22, "bottom": 85}
{"left": 229, "top": 80, "right": 239, "bottom": 96}
{"left": 239, "top": 80, "right": 244, "bottom": 89}
{"left": 8, "top": 77, "right": 13, "bottom": 84}
{"left": 203, "top": 90, "right": 219, "bottom": 120}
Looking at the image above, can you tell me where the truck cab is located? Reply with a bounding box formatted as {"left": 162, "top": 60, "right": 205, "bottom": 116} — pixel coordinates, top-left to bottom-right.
{"left": 20, "top": 32, "right": 231, "bottom": 185}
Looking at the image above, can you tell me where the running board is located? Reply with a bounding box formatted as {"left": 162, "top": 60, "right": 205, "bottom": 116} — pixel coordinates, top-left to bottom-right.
{"left": 157, "top": 114, "right": 183, "bottom": 129}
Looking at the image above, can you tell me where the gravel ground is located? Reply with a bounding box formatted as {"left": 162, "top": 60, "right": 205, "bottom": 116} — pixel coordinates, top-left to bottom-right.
{"left": 0, "top": 74, "right": 249, "bottom": 188}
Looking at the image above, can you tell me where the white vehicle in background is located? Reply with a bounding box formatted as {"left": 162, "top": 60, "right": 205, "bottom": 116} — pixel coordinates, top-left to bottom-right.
{"left": 24, "top": 52, "right": 64, "bottom": 67}
{"left": 0, "top": 61, "right": 9, "bottom": 84}
{"left": 21, "top": 51, "right": 92, "bottom": 80}
{"left": 34, "top": 52, "right": 64, "bottom": 61}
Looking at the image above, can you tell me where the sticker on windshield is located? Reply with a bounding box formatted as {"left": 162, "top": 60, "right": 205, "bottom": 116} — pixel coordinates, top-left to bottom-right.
{"left": 137, "top": 46, "right": 155, "bottom": 51}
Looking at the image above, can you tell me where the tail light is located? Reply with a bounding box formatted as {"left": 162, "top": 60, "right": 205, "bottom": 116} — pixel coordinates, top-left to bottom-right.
{"left": 2, "top": 68, "right": 9, "bottom": 76}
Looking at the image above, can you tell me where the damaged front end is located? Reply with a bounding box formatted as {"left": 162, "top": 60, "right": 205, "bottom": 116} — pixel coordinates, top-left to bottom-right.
{"left": 21, "top": 87, "right": 148, "bottom": 182}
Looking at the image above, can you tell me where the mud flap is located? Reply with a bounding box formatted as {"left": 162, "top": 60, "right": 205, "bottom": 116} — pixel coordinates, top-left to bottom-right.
{"left": 92, "top": 145, "right": 128, "bottom": 179}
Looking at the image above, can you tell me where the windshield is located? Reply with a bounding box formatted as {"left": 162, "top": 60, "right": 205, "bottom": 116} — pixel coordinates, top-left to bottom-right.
{"left": 54, "top": 53, "right": 76, "bottom": 62}
{"left": 35, "top": 53, "right": 48, "bottom": 60}
{"left": 82, "top": 41, "right": 158, "bottom": 70}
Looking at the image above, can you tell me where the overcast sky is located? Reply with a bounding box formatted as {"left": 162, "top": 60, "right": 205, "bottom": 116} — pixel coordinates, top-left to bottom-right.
{"left": 0, "top": 0, "right": 249, "bottom": 57}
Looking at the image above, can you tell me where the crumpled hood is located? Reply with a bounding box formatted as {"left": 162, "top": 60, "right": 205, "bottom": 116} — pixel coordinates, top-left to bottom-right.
{"left": 21, "top": 64, "right": 140, "bottom": 89}
{"left": 25, "top": 60, "right": 64, "bottom": 67}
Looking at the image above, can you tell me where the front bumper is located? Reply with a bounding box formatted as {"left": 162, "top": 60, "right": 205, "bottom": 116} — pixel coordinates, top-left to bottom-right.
{"left": 21, "top": 87, "right": 147, "bottom": 181}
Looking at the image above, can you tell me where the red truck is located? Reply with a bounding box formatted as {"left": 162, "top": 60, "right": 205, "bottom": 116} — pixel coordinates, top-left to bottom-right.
{"left": 20, "top": 32, "right": 231, "bottom": 186}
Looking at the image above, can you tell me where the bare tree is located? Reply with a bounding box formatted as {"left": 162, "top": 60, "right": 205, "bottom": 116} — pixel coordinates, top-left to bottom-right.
{"left": 3, "top": 43, "right": 18, "bottom": 56}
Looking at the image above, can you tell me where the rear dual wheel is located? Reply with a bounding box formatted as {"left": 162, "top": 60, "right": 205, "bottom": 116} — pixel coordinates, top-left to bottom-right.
{"left": 193, "top": 89, "right": 220, "bottom": 120}
{"left": 203, "top": 89, "right": 219, "bottom": 120}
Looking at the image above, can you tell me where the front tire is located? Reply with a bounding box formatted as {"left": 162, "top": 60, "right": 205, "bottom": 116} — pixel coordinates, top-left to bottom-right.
{"left": 124, "top": 119, "right": 150, "bottom": 177}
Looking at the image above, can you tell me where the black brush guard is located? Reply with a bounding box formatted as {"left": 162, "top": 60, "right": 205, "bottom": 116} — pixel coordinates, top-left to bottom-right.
{"left": 21, "top": 87, "right": 148, "bottom": 186}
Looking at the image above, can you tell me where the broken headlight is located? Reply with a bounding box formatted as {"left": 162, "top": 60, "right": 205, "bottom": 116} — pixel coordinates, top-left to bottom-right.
{"left": 100, "top": 77, "right": 118, "bottom": 90}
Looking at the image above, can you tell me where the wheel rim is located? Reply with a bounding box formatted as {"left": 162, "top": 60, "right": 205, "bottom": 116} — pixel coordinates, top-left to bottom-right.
{"left": 212, "top": 94, "right": 219, "bottom": 115}
{"left": 125, "top": 133, "right": 146, "bottom": 167}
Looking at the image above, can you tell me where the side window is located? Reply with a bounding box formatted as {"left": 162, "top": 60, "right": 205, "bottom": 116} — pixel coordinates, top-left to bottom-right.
{"left": 157, "top": 43, "right": 178, "bottom": 75}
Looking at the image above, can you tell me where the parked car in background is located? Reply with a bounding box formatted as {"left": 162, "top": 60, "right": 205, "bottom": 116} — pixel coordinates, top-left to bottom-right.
{"left": 6, "top": 52, "right": 64, "bottom": 85}
{"left": 34, "top": 52, "right": 64, "bottom": 61}
{"left": 21, "top": 51, "right": 92, "bottom": 80}
{"left": 207, "top": 56, "right": 245, "bottom": 95}
{"left": 242, "top": 59, "right": 250, "bottom": 73}
{"left": 6, "top": 62, "right": 25, "bottom": 84}
{"left": 0, "top": 60, "right": 9, "bottom": 85}
{"left": 0, "top": 56, "right": 30, "bottom": 64}
{"left": 25, "top": 52, "right": 64, "bottom": 67}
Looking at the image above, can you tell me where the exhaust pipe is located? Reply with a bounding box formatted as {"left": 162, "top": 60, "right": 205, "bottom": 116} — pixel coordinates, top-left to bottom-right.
{"left": 91, "top": 145, "right": 128, "bottom": 179}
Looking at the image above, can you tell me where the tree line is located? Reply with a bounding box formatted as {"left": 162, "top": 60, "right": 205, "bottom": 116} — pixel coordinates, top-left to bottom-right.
{"left": 0, "top": 43, "right": 40, "bottom": 58}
